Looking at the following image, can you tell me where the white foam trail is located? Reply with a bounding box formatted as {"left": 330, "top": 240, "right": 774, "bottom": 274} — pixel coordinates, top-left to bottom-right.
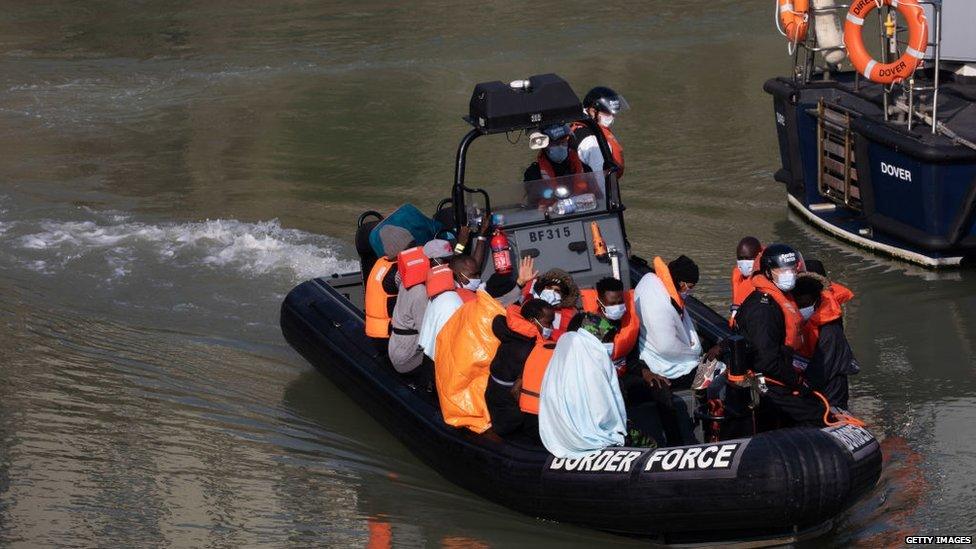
{"left": 14, "top": 217, "right": 356, "bottom": 282}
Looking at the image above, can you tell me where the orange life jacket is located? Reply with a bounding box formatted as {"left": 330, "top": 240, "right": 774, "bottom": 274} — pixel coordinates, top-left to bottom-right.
{"left": 571, "top": 122, "right": 625, "bottom": 178}
{"left": 519, "top": 340, "right": 556, "bottom": 414}
{"left": 537, "top": 149, "right": 590, "bottom": 196}
{"left": 748, "top": 274, "right": 805, "bottom": 351}
{"left": 551, "top": 306, "right": 576, "bottom": 342}
{"left": 652, "top": 256, "right": 685, "bottom": 313}
{"left": 601, "top": 126, "right": 624, "bottom": 178}
{"left": 799, "top": 283, "right": 855, "bottom": 358}
{"left": 504, "top": 303, "right": 540, "bottom": 338}
{"left": 580, "top": 288, "right": 638, "bottom": 364}
{"left": 365, "top": 257, "right": 396, "bottom": 338}
{"left": 396, "top": 246, "right": 429, "bottom": 289}
{"left": 426, "top": 263, "right": 455, "bottom": 298}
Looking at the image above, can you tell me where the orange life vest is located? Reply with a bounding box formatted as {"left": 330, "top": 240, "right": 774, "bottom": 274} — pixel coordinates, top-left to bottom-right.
{"left": 652, "top": 256, "right": 685, "bottom": 313}
{"left": 571, "top": 122, "right": 625, "bottom": 178}
{"left": 364, "top": 257, "right": 396, "bottom": 338}
{"left": 519, "top": 340, "right": 556, "bottom": 414}
{"left": 580, "top": 288, "right": 638, "bottom": 363}
{"left": 426, "top": 263, "right": 455, "bottom": 298}
{"left": 551, "top": 306, "right": 576, "bottom": 342}
{"left": 748, "top": 274, "right": 805, "bottom": 351}
{"left": 396, "top": 246, "right": 429, "bottom": 289}
{"left": 799, "top": 283, "right": 855, "bottom": 358}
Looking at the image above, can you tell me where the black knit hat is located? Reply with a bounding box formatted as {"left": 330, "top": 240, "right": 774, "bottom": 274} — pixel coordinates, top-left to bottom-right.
{"left": 668, "top": 255, "right": 700, "bottom": 285}
{"left": 485, "top": 273, "right": 517, "bottom": 298}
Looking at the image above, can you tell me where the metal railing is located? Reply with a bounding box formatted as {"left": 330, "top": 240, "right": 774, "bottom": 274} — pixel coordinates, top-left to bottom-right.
{"left": 788, "top": 0, "right": 944, "bottom": 135}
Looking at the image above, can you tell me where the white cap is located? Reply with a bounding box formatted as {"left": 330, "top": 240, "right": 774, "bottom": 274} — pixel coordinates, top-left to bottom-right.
{"left": 423, "top": 239, "right": 453, "bottom": 259}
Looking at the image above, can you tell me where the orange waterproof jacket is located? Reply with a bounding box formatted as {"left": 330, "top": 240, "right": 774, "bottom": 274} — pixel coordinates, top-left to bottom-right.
{"left": 580, "top": 288, "right": 638, "bottom": 363}
{"left": 799, "top": 283, "right": 854, "bottom": 358}
{"left": 434, "top": 290, "right": 505, "bottom": 433}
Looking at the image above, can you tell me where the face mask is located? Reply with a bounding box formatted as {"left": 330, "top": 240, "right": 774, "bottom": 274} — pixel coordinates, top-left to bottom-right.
{"left": 603, "top": 342, "right": 615, "bottom": 357}
{"left": 601, "top": 302, "right": 627, "bottom": 321}
{"left": 539, "top": 288, "right": 561, "bottom": 306}
{"left": 535, "top": 319, "right": 553, "bottom": 340}
{"left": 773, "top": 270, "right": 796, "bottom": 292}
{"left": 598, "top": 113, "right": 614, "bottom": 127}
{"left": 546, "top": 145, "right": 568, "bottom": 163}
{"left": 680, "top": 289, "right": 692, "bottom": 299}
{"left": 737, "top": 259, "right": 754, "bottom": 277}
{"left": 459, "top": 274, "right": 481, "bottom": 291}
{"left": 799, "top": 305, "right": 815, "bottom": 320}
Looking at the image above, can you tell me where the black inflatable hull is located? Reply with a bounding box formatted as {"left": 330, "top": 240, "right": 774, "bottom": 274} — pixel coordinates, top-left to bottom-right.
{"left": 280, "top": 273, "right": 882, "bottom": 543}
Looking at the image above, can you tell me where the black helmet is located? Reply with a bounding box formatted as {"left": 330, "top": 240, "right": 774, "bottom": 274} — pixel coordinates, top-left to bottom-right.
{"left": 583, "top": 86, "right": 630, "bottom": 114}
{"left": 759, "top": 243, "right": 805, "bottom": 277}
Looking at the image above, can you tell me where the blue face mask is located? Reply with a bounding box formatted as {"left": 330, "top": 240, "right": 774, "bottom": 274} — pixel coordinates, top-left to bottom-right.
{"left": 546, "top": 145, "right": 569, "bottom": 163}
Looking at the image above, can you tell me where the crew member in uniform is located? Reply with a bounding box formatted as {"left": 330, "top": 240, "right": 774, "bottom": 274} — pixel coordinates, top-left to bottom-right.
{"left": 734, "top": 244, "right": 827, "bottom": 428}
{"left": 524, "top": 123, "right": 590, "bottom": 209}
{"left": 572, "top": 86, "right": 628, "bottom": 187}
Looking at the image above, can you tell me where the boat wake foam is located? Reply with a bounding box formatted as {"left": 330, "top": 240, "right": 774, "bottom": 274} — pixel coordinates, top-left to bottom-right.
{"left": 5, "top": 213, "right": 356, "bottom": 283}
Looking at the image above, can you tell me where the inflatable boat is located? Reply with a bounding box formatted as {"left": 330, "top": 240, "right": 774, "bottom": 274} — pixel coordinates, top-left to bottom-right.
{"left": 765, "top": 0, "right": 976, "bottom": 267}
{"left": 280, "top": 75, "right": 882, "bottom": 544}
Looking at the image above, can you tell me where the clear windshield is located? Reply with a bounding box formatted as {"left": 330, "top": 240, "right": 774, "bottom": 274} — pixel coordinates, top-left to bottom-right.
{"left": 464, "top": 171, "right": 607, "bottom": 227}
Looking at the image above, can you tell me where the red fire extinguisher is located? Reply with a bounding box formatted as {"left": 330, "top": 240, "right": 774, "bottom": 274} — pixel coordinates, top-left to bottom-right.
{"left": 491, "top": 228, "right": 512, "bottom": 275}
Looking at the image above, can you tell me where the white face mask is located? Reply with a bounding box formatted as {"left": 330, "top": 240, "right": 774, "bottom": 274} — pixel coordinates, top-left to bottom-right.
{"left": 603, "top": 342, "right": 615, "bottom": 357}
{"left": 773, "top": 270, "right": 796, "bottom": 292}
{"left": 598, "top": 113, "right": 614, "bottom": 127}
{"left": 539, "top": 288, "right": 561, "bottom": 306}
{"left": 601, "top": 302, "right": 627, "bottom": 321}
{"left": 737, "top": 259, "right": 755, "bottom": 277}
{"left": 459, "top": 274, "right": 481, "bottom": 291}
{"left": 546, "top": 145, "right": 568, "bottom": 163}
{"left": 799, "top": 304, "right": 815, "bottom": 320}
{"left": 535, "top": 319, "right": 553, "bottom": 340}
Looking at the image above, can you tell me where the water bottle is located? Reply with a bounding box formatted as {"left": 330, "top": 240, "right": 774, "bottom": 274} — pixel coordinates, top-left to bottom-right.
{"left": 549, "top": 198, "right": 576, "bottom": 216}
{"left": 573, "top": 193, "right": 597, "bottom": 212}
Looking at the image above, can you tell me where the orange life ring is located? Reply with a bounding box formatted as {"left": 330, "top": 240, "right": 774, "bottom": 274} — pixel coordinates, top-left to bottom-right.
{"left": 844, "top": 0, "right": 928, "bottom": 84}
{"left": 778, "top": 0, "right": 810, "bottom": 43}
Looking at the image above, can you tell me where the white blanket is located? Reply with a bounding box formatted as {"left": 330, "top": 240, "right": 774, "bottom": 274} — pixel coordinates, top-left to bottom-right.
{"left": 634, "top": 273, "right": 702, "bottom": 379}
{"left": 538, "top": 330, "right": 627, "bottom": 459}
{"left": 417, "top": 291, "right": 464, "bottom": 359}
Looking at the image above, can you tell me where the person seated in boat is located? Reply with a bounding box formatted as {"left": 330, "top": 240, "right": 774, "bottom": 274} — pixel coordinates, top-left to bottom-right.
{"left": 734, "top": 244, "right": 828, "bottom": 428}
{"left": 634, "top": 255, "right": 710, "bottom": 388}
{"left": 523, "top": 123, "right": 590, "bottom": 209}
{"left": 730, "top": 236, "right": 763, "bottom": 322}
{"left": 579, "top": 277, "right": 638, "bottom": 375}
{"left": 571, "top": 86, "right": 628, "bottom": 184}
{"left": 365, "top": 225, "right": 415, "bottom": 341}
{"left": 791, "top": 268, "right": 859, "bottom": 410}
{"left": 521, "top": 268, "right": 580, "bottom": 340}
{"left": 485, "top": 298, "right": 554, "bottom": 442}
{"left": 417, "top": 254, "right": 477, "bottom": 367}
{"left": 389, "top": 239, "right": 454, "bottom": 391}
{"left": 538, "top": 313, "right": 628, "bottom": 458}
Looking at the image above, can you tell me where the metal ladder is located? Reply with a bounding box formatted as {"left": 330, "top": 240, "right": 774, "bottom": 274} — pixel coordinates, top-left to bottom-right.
{"left": 816, "top": 99, "right": 861, "bottom": 211}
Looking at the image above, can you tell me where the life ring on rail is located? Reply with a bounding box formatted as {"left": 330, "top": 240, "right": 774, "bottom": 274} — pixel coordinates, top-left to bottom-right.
{"left": 778, "top": 0, "right": 810, "bottom": 43}
{"left": 844, "top": 0, "right": 928, "bottom": 84}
